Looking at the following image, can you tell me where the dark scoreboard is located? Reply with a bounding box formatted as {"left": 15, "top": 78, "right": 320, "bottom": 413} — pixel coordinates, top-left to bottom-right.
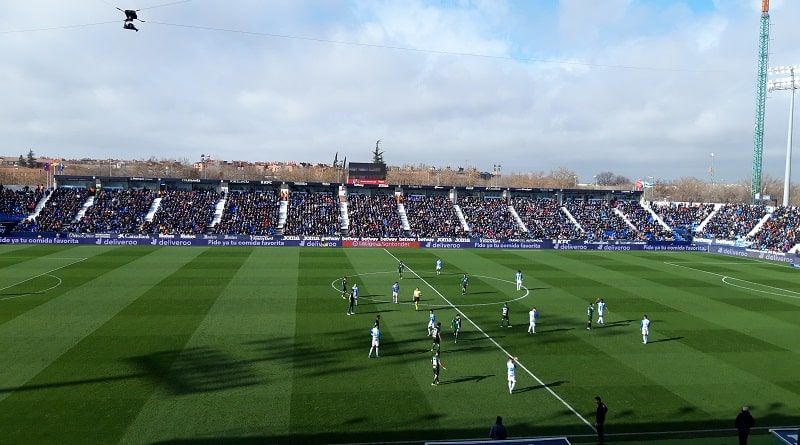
{"left": 347, "top": 162, "right": 387, "bottom": 185}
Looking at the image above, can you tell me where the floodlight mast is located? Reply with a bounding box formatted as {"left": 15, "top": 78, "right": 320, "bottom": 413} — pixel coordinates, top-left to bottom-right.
{"left": 768, "top": 65, "right": 799, "bottom": 206}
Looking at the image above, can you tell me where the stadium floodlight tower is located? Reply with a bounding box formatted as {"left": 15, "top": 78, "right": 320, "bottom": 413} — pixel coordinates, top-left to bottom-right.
{"left": 751, "top": 0, "right": 770, "bottom": 203}
{"left": 768, "top": 65, "right": 799, "bottom": 206}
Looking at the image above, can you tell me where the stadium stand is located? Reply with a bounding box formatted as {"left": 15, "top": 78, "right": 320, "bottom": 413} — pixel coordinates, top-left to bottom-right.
{"left": 15, "top": 187, "right": 90, "bottom": 233}
{"left": 74, "top": 189, "right": 156, "bottom": 234}
{"left": 215, "top": 190, "right": 279, "bottom": 236}
{"left": 746, "top": 205, "right": 800, "bottom": 252}
{"left": 283, "top": 190, "right": 340, "bottom": 236}
{"left": 3, "top": 178, "right": 800, "bottom": 253}
{"left": 615, "top": 201, "right": 674, "bottom": 241}
{"left": 139, "top": 190, "right": 221, "bottom": 235}
{"left": 404, "top": 194, "right": 464, "bottom": 238}
{"left": 458, "top": 195, "right": 521, "bottom": 239}
{"left": 0, "top": 185, "right": 45, "bottom": 220}
{"left": 346, "top": 193, "right": 404, "bottom": 238}
{"left": 564, "top": 199, "right": 635, "bottom": 241}
{"left": 512, "top": 197, "right": 580, "bottom": 240}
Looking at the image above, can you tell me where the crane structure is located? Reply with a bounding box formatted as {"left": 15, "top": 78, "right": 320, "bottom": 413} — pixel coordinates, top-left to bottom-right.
{"left": 751, "top": 0, "right": 770, "bottom": 203}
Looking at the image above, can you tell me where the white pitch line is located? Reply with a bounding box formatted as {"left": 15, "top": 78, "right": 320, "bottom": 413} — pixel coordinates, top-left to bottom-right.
{"left": 0, "top": 257, "right": 88, "bottom": 300}
{"left": 382, "top": 249, "right": 595, "bottom": 432}
{"left": 665, "top": 262, "right": 800, "bottom": 299}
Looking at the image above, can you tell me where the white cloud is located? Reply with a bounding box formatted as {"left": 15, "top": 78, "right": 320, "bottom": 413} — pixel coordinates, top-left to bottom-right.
{"left": 0, "top": 0, "right": 799, "bottom": 184}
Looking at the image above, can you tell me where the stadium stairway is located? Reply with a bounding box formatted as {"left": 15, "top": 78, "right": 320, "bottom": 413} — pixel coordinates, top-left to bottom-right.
{"left": 507, "top": 205, "right": 529, "bottom": 235}
{"left": 338, "top": 199, "right": 349, "bottom": 237}
{"left": 397, "top": 202, "right": 411, "bottom": 234}
{"left": 208, "top": 197, "right": 226, "bottom": 228}
{"left": 26, "top": 191, "right": 52, "bottom": 222}
{"left": 275, "top": 200, "right": 288, "bottom": 235}
{"left": 145, "top": 198, "right": 161, "bottom": 222}
{"left": 693, "top": 203, "right": 722, "bottom": 233}
{"left": 612, "top": 206, "right": 638, "bottom": 232}
{"left": 73, "top": 195, "right": 94, "bottom": 223}
{"left": 560, "top": 206, "right": 584, "bottom": 234}
{"left": 746, "top": 208, "right": 774, "bottom": 238}
{"left": 453, "top": 204, "right": 470, "bottom": 232}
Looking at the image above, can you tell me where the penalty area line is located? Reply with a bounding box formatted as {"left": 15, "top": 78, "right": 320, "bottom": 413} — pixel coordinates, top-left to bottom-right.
{"left": 0, "top": 257, "right": 87, "bottom": 300}
{"left": 382, "top": 249, "right": 595, "bottom": 432}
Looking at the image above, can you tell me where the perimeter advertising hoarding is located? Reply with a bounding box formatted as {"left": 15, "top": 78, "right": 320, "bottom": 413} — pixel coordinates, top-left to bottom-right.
{"left": 1, "top": 235, "right": 708, "bottom": 252}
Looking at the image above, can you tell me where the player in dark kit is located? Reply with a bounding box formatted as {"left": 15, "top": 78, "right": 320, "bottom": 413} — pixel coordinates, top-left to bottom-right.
{"left": 500, "top": 302, "right": 511, "bottom": 327}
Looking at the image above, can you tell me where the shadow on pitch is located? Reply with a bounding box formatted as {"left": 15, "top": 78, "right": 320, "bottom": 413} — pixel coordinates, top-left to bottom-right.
{"left": 648, "top": 336, "right": 684, "bottom": 344}
{"left": 129, "top": 346, "right": 263, "bottom": 395}
{"left": 602, "top": 319, "right": 635, "bottom": 328}
{"left": 535, "top": 327, "right": 575, "bottom": 334}
{"left": 514, "top": 380, "right": 567, "bottom": 393}
{"left": 439, "top": 374, "right": 494, "bottom": 385}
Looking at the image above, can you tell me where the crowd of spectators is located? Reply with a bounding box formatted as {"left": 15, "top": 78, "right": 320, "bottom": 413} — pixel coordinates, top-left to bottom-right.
{"left": 215, "top": 191, "right": 279, "bottom": 236}
{"left": 615, "top": 201, "right": 674, "bottom": 241}
{"left": 3, "top": 185, "right": 800, "bottom": 251}
{"left": 746, "top": 206, "right": 800, "bottom": 252}
{"left": 404, "top": 195, "right": 464, "bottom": 238}
{"left": 346, "top": 193, "right": 404, "bottom": 238}
{"left": 564, "top": 200, "right": 635, "bottom": 241}
{"left": 459, "top": 196, "right": 521, "bottom": 239}
{"left": 16, "top": 187, "right": 91, "bottom": 232}
{"left": 283, "top": 191, "right": 340, "bottom": 236}
{"left": 140, "top": 190, "right": 221, "bottom": 235}
{"left": 511, "top": 197, "right": 582, "bottom": 240}
{"left": 0, "top": 185, "right": 45, "bottom": 219}
{"left": 697, "top": 203, "right": 768, "bottom": 240}
{"left": 650, "top": 202, "right": 715, "bottom": 232}
{"left": 73, "top": 189, "right": 157, "bottom": 234}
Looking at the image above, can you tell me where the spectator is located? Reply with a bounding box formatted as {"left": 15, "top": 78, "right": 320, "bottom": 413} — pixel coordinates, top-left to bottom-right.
{"left": 489, "top": 416, "right": 507, "bottom": 440}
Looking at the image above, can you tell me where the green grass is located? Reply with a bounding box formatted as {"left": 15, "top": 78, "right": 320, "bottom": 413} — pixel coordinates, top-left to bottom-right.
{"left": 1, "top": 245, "right": 799, "bottom": 444}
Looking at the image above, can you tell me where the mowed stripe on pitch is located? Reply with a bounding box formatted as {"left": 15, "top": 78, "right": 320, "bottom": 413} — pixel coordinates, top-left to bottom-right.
{"left": 0, "top": 247, "right": 249, "bottom": 444}
{"left": 118, "top": 247, "right": 301, "bottom": 444}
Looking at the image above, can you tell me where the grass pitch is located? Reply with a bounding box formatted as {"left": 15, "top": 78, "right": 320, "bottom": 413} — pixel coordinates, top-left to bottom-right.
{"left": 1, "top": 245, "right": 799, "bottom": 444}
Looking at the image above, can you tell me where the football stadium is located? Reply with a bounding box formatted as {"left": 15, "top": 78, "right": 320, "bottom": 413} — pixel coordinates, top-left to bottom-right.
{"left": 3, "top": 1, "right": 800, "bottom": 444}
{"left": 1, "top": 177, "right": 799, "bottom": 445}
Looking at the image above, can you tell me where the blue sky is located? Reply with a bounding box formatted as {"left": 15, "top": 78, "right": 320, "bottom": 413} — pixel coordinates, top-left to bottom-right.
{"left": 1, "top": 0, "right": 798, "bottom": 185}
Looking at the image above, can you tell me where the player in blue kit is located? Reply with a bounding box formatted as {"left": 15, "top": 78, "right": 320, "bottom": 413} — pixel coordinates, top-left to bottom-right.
{"left": 428, "top": 309, "right": 437, "bottom": 336}
{"left": 368, "top": 326, "right": 380, "bottom": 358}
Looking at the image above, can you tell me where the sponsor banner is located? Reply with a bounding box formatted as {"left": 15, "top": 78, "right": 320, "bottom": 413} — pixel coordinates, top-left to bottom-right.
{"left": 709, "top": 243, "right": 797, "bottom": 264}
{"left": 643, "top": 244, "right": 708, "bottom": 251}
{"left": 473, "top": 241, "right": 550, "bottom": 249}
{"left": 1, "top": 237, "right": 82, "bottom": 245}
{"left": 420, "top": 240, "right": 469, "bottom": 249}
{"left": 0, "top": 234, "right": 744, "bottom": 256}
{"left": 343, "top": 239, "right": 420, "bottom": 248}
